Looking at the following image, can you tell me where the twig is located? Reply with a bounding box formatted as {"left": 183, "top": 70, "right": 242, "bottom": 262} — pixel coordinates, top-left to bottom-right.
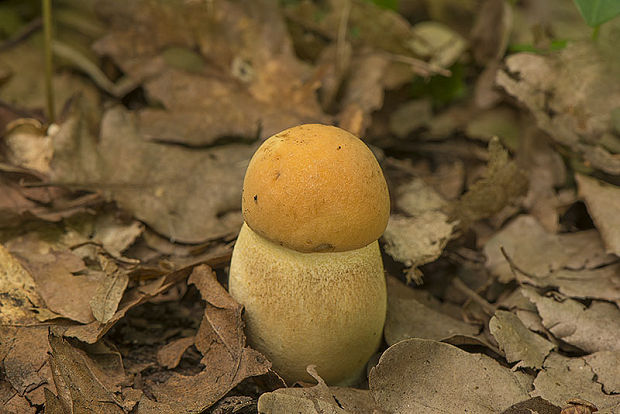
{"left": 42, "top": 0, "right": 55, "bottom": 123}
{"left": 451, "top": 277, "right": 496, "bottom": 315}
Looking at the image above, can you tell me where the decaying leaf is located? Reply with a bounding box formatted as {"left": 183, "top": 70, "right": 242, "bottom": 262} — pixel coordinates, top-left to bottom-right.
{"left": 448, "top": 137, "right": 528, "bottom": 229}
{"left": 523, "top": 288, "right": 620, "bottom": 353}
{"left": 143, "top": 265, "right": 271, "bottom": 413}
{"left": 485, "top": 215, "right": 617, "bottom": 289}
{"left": 89, "top": 257, "right": 129, "bottom": 324}
{"left": 531, "top": 352, "right": 620, "bottom": 411}
{"left": 51, "top": 105, "right": 253, "bottom": 243}
{"left": 94, "top": 0, "right": 327, "bottom": 145}
{"left": 258, "top": 367, "right": 378, "bottom": 414}
{"left": 496, "top": 42, "right": 620, "bottom": 175}
{"left": 489, "top": 310, "right": 555, "bottom": 369}
{"left": 385, "top": 276, "right": 479, "bottom": 345}
{"left": 576, "top": 174, "right": 620, "bottom": 256}
{"left": 583, "top": 351, "right": 620, "bottom": 394}
{"left": 7, "top": 233, "right": 100, "bottom": 324}
{"left": 47, "top": 335, "right": 124, "bottom": 414}
{"left": 382, "top": 178, "right": 455, "bottom": 280}
{"left": 369, "top": 339, "right": 531, "bottom": 413}
{"left": 64, "top": 264, "right": 195, "bottom": 343}
{"left": 0, "top": 243, "right": 44, "bottom": 324}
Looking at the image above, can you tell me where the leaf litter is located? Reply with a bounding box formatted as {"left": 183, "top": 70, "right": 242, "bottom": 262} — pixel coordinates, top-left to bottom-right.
{"left": 0, "top": 0, "right": 619, "bottom": 413}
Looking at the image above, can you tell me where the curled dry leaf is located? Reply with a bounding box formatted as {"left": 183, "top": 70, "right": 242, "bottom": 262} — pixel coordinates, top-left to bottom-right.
{"left": 489, "top": 310, "right": 555, "bottom": 369}
{"left": 369, "top": 339, "right": 531, "bottom": 413}
{"left": 143, "top": 265, "right": 271, "bottom": 413}
{"left": 47, "top": 335, "right": 124, "bottom": 414}
{"left": 7, "top": 234, "right": 100, "bottom": 324}
{"left": 382, "top": 177, "right": 455, "bottom": 279}
{"left": 522, "top": 288, "right": 620, "bottom": 353}
{"left": 496, "top": 42, "right": 620, "bottom": 175}
{"left": 448, "top": 137, "right": 528, "bottom": 229}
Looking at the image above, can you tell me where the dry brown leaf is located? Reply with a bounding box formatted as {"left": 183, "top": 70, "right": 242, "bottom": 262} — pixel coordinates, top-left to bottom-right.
{"left": 64, "top": 264, "right": 195, "bottom": 343}
{"left": 94, "top": 0, "right": 327, "bottom": 145}
{"left": 382, "top": 178, "right": 454, "bottom": 277}
{"left": 0, "top": 243, "right": 44, "bottom": 325}
{"left": 383, "top": 212, "right": 454, "bottom": 278}
{"left": 369, "top": 339, "right": 531, "bottom": 413}
{"left": 485, "top": 215, "right": 616, "bottom": 284}
{"left": 584, "top": 351, "right": 620, "bottom": 395}
{"left": 489, "top": 310, "right": 555, "bottom": 369}
{"left": 500, "top": 396, "right": 561, "bottom": 414}
{"left": 496, "top": 42, "right": 620, "bottom": 175}
{"left": 258, "top": 367, "right": 378, "bottom": 413}
{"left": 576, "top": 174, "right": 620, "bottom": 256}
{"left": 142, "top": 265, "right": 271, "bottom": 413}
{"left": 449, "top": 137, "right": 528, "bottom": 228}
{"left": 89, "top": 258, "right": 129, "bottom": 324}
{"left": 7, "top": 234, "right": 100, "bottom": 324}
{"left": 531, "top": 352, "right": 620, "bottom": 411}
{"left": 47, "top": 335, "right": 124, "bottom": 414}
{"left": 156, "top": 337, "right": 194, "bottom": 369}
{"left": 3, "top": 328, "right": 51, "bottom": 403}
{"left": 385, "top": 276, "right": 479, "bottom": 345}
{"left": 51, "top": 105, "right": 252, "bottom": 243}
{"left": 523, "top": 288, "right": 620, "bottom": 353}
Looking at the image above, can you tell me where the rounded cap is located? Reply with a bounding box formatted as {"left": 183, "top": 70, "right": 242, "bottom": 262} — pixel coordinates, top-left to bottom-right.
{"left": 242, "top": 124, "right": 390, "bottom": 252}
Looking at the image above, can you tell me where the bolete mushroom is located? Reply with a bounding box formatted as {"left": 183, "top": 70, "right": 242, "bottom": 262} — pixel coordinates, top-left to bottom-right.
{"left": 229, "top": 124, "right": 389, "bottom": 385}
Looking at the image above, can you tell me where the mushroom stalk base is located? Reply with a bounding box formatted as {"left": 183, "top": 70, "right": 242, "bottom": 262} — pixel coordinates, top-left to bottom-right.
{"left": 229, "top": 223, "right": 387, "bottom": 385}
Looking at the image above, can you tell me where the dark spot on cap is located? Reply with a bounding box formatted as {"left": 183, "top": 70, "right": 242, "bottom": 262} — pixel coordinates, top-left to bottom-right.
{"left": 337, "top": 145, "right": 341, "bottom": 150}
{"left": 253, "top": 195, "right": 258, "bottom": 203}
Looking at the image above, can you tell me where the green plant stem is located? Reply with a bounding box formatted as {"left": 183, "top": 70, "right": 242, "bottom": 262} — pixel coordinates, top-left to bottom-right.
{"left": 43, "top": 0, "right": 55, "bottom": 123}
{"left": 591, "top": 24, "right": 600, "bottom": 41}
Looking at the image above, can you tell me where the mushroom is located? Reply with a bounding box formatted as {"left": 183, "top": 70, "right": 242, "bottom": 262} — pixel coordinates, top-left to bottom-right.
{"left": 229, "top": 124, "right": 390, "bottom": 385}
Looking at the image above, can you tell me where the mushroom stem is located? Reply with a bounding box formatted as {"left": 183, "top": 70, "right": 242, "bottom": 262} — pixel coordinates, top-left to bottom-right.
{"left": 229, "top": 223, "right": 387, "bottom": 385}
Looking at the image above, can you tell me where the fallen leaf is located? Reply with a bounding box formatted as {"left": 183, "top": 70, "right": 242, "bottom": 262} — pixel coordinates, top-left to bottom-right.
{"left": 0, "top": 243, "right": 44, "bottom": 324}
{"left": 382, "top": 178, "right": 455, "bottom": 277}
{"left": 369, "top": 338, "right": 531, "bottom": 413}
{"left": 64, "top": 264, "right": 195, "bottom": 343}
{"left": 584, "top": 351, "right": 620, "bottom": 395}
{"left": 47, "top": 335, "right": 124, "bottom": 414}
{"left": 489, "top": 310, "right": 555, "bottom": 369}
{"left": 576, "top": 174, "right": 620, "bottom": 256}
{"left": 485, "top": 215, "right": 616, "bottom": 284}
{"left": 258, "top": 367, "right": 378, "bottom": 414}
{"left": 382, "top": 212, "right": 454, "bottom": 278}
{"left": 500, "top": 396, "right": 561, "bottom": 414}
{"left": 7, "top": 234, "right": 100, "bottom": 324}
{"left": 89, "top": 257, "right": 129, "bottom": 324}
{"left": 94, "top": 0, "right": 327, "bottom": 145}
{"left": 385, "top": 276, "right": 479, "bottom": 345}
{"left": 156, "top": 337, "right": 194, "bottom": 369}
{"left": 531, "top": 352, "right": 620, "bottom": 410}
{"left": 496, "top": 42, "right": 620, "bottom": 175}
{"left": 3, "top": 328, "right": 51, "bottom": 400}
{"left": 523, "top": 288, "right": 620, "bottom": 353}
{"left": 448, "top": 137, "right": 528, "bottom": 229}
{"left": 143, "top": 265, "right": 271, "bottom": 413}
{"left": 51, "top": 104, "right": 253, "bottom": 243}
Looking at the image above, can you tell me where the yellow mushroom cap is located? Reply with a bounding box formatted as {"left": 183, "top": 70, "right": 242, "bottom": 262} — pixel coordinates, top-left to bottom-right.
{"left": 242, "top": 124, "right": 390, "bottom": 253}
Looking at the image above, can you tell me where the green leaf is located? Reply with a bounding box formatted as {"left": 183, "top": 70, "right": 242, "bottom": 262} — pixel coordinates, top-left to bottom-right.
{"left": 573, "top": 0, "right": 620, "bottom": 27}
{"left": 365, "top": 0, "right": 399, "bottom": 11}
